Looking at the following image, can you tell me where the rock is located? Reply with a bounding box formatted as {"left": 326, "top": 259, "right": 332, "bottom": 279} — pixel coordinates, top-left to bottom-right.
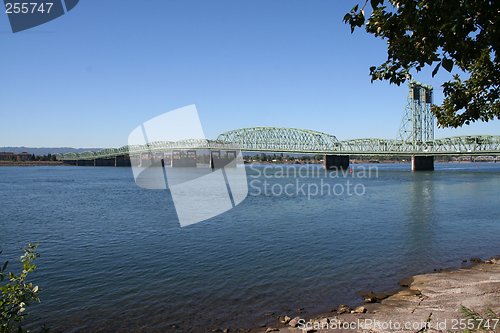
{"left": 361, "top": 291, "right": 390, "bottom": 303}
{"left": 363, "top": 295, "right": 377, "bottom": 303}
{"left": 399, "top": 277, "right": 413, "bottom": 287}
{"left": 265, "top": 328, "right": 279, "bottom": 333}
{"left": 311, "top": 318, "right": 330, "bottom": 327}
{"left": 337, "top": 304, "right": 352, "bottom": 314}
{"left": 302, "top": 328, "right": 316, "bottom": 332}
{"left": 354, "top": 306, "right": 367, "bottom": 313}
{"left": 398, "top": 288, "right": 422, "bottom": 297}
{"left": 288, "top": 317, "right": 300, "bottom": 327}
{"left": 279, "top": 315, "right": 291, "bottom": 324}
{"left": 321, "top": 318, "right": 331, "bottom": 324}
{"left": 470, "top": 257, "right": 483, "bottom": 263}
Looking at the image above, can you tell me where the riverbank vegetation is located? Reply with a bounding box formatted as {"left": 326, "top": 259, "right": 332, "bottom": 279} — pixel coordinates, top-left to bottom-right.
{"left": 344, "top": 0, "right": 499, "bottom": 128}
{"left": 242, "top": 153, "right": 498, "bottom": 164}
{"left": 0, "top": 244, "right": 41, "bottom": 333}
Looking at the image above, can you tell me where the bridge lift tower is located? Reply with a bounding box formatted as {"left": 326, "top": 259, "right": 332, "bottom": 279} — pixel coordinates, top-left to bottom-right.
{"left": 398, "top": 81, "right": 435, "bottom": 171}
{"left": 398, "top": 81, "right": 434, "bottom": 144}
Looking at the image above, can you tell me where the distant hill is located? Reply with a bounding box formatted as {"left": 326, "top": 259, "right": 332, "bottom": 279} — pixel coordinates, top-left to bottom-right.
{"left": 0, "top": 147, "right": 103, "bottom": 155}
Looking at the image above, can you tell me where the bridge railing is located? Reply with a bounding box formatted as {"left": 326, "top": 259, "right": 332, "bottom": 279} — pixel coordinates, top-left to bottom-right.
{"left": 56, "top": 133, "right": 500, "bottom": 161}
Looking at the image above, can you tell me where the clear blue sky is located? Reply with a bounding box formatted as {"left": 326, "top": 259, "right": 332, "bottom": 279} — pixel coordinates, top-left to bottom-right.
{"left": 1, "top": 0, "right": 498, "bottom": 148}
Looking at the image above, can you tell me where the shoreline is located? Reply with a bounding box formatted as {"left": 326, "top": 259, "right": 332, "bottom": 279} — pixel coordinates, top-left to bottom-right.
{"left": 254, "top": 257, "right": 500, "bottom": 333}
{"left": 0, "top": 161, "right": 63, "bottom": 166}
{"left": 0, "top": 160, "right": 496, "bottom": 167}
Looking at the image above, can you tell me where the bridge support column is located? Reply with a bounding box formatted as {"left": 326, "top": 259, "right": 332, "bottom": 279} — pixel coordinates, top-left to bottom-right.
{"left": 210, "top": 150, "right": 237, "bottom": 169}
{"left": 324, "top": 155, "right": 349, "bottom": 170}
{"left": 115, "top": 155, "right": 131, "bottom": 167}
{"left": 77, "top": 159, "right": 94, "bottom": 167}
{"left": 171, "top": 150, "right": 197, "bottom": 167}
{"left": 411, "top": 156, "right": 434, "bottom": 171}
{"left": 95, "top": 158, "right": 116, "bottom": 167}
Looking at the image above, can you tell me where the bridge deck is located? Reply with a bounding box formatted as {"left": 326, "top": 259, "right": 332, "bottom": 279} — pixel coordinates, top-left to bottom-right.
{"left": 57, "top": 131, "right": 500, "bottom": 161}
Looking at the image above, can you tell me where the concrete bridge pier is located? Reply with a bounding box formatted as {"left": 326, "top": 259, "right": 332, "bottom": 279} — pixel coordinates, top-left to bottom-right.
{"left": 62, "top": 160, "right": 78, "bottom": 166}
{"left": 324, "top": 155, "right": 349, "bottom": 170}
{"left": 412, "top": 155, "right": 434, "bottom": 171}
{"left": 95, "top": 158, "right": 116, "bottom": 167}
{"left": 210, "top": 150, "right": 237, "bottom": 169}
{"left": 171, "top": 150, "right": 197, "bottom": 167}
{"left": 115, "top": 155, "right": 131, "bottom": 167}
{"left": 75, "top": 159, "right": 94, "bottom": 167}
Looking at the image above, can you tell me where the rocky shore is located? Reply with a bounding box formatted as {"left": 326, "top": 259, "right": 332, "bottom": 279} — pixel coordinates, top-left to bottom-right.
{"left": 255, "top": 257, "right": 500, "bottom": 333}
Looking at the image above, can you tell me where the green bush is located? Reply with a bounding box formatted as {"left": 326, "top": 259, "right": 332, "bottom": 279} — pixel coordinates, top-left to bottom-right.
{"left": 0, "top": 244, "right": 40, "bottom": 333}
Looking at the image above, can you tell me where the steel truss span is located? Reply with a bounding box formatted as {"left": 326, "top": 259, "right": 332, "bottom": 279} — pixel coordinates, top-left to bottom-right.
{"left": 216, "top": 127, "right": 340, "bottom": 153}
{"left": 55, "top": 82, "right": 500, "bottom": 161}
{"left": 57, "top": 129, "right": 500, "bottom": 160}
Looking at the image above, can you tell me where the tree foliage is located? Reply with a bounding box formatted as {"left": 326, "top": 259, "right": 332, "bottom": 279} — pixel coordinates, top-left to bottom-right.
{"left": 344, "top": 0, "right": 500, "bottom": 127}
{"left": 0, "top": 244, "right": 40, "bottom": 333}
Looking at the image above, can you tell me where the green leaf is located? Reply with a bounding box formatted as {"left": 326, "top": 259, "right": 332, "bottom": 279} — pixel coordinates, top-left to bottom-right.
{"left": 432, "top": 62, "right": 441, "bottom": 77}
{"left": 345, "top": 0, "right": 500, "bottom": 127}
{"left": 371, "top": 0, "right": 381, "bottom": 9}
{"left": 442, "top": 58, "right": 453, "bottom": 72}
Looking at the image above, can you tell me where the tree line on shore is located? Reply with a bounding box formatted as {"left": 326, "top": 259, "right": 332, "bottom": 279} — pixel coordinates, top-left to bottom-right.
{"left": 243, "top": 153, "right": 465, "bottom": 163}
{"left": 0, "top": 154, "right": 58, "bottom": 162}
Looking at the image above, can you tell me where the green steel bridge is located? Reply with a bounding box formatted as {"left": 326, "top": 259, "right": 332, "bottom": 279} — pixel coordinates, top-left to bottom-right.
{"left": 57, "top": 130, "right": 500, "bottom": 160}
{"left": 57, "top": 82, "right": 500, "bottom": 167}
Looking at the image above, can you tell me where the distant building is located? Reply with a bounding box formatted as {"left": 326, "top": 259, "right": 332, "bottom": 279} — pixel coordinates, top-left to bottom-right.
{"left": 16, "top": 152, "right": 31, "bottom": 161}
{"left": 0, "top": 152, "right": 15, "bottom": 161}
{"left": 0, "top": 152, "right": 33, "bottom": 162}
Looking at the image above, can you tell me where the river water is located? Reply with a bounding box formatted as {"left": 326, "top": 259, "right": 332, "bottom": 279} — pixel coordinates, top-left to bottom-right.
{"left": 0, "top": 163, "right": 499, "bottom": 332}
